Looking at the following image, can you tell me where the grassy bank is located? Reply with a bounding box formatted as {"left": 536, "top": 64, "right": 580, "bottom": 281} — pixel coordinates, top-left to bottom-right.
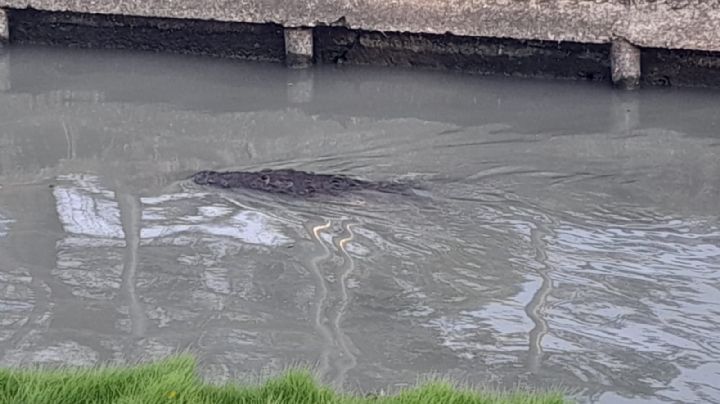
{"left": 0, "top": 355, "right": 566, "bottom": 404}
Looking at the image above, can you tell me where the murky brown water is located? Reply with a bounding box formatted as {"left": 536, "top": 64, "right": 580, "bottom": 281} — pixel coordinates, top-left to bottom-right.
{"left": 1, "top": 46, "right": 719, "bottom": 403}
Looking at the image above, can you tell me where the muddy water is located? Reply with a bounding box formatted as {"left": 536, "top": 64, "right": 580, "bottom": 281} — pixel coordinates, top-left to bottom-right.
{"left": 0, "top": 46, "right": 719, "bottom": 403}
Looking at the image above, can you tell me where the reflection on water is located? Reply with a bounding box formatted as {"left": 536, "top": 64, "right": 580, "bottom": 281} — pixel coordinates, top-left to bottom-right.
{"left": 140, "top": 193, "right": 292, "bottom": 246}
{"left": 0, "top": 46, "right": 719, "bottom": 403}
{"left": 54, "top": 174, "right": 125, "bottom": 239}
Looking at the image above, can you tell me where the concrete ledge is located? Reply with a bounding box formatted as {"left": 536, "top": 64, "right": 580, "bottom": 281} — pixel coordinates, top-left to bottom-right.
{"left": 2, "top": 0, "right": 720, "bottom": 52}
{"left": 1, "top": 1, "right": 720, "bottom": 88}
{"left": 5, "top": 9, "right": 616, "bottom": 81}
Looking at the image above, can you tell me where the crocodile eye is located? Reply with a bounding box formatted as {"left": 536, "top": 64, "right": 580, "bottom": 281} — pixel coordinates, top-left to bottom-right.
{"left": 260, "top": 175, "right": 270, "bottom": 184}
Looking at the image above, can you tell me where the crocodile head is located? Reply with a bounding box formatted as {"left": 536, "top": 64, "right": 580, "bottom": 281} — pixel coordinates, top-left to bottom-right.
{"left": 191, "top": 170, "right": 221, "bottom": 186}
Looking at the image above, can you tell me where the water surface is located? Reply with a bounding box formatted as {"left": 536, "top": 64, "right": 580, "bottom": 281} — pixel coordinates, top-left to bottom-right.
{"left": 0, "top": 46, "right": 719, "bottom": 403}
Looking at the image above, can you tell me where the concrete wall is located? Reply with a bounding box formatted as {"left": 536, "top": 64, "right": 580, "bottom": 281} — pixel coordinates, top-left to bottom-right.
{"left": 2, "top": 0, "right": 720, "bottom": 51}
{"left": 1, "top": 0, "right": 720, "bottom": 88}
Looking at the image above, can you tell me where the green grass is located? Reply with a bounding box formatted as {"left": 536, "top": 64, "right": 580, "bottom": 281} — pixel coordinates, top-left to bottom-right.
{"left": 0, "top": 355, "right": 566, "bottom": 404}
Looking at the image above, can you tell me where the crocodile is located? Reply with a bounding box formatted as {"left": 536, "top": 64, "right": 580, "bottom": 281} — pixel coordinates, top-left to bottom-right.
{"left": 191, "top": 169, "right": 413, "bottom": 196}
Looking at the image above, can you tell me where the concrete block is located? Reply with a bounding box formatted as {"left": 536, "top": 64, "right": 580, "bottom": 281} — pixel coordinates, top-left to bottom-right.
{"left": 284, "top": 27, "right": 313, "bottom": 68}
{"left": 0, "top": 9, "right": 8, "bottom": 45}
{"left": 611, "top": 38, "right": 641, "bottom": 90}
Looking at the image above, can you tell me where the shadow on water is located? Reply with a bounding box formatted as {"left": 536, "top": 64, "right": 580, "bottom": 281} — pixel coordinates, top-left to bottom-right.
{"left": 0, "top": 46, "right": 719, "bottom": 403}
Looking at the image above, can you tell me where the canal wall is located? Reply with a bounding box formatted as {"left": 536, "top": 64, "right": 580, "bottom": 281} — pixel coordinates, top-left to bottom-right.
{"left": 1, "top": 0, "right": 720, "bottom": 88}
